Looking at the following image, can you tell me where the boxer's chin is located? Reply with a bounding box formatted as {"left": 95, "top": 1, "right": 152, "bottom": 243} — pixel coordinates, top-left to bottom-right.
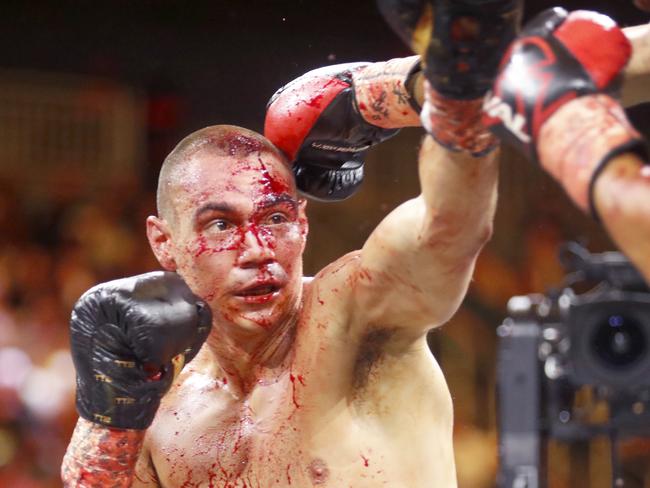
{"left": 223, "top": 302, "right": 286, "bottom": 334}
{"left": 232, "top": 310, "right": 278, "bottom": 332}
{"left": 634, "top": 0, "right": 650, "bottom": 12}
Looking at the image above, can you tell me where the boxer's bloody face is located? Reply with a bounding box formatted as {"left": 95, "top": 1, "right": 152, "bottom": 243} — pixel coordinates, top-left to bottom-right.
{"left": 153, "top": 146, "right": 307, "bottom": 334}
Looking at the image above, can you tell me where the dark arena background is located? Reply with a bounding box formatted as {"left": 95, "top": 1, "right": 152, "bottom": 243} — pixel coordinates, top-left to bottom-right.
{"left": 0, "top": 1, "right": 649, "bottom": 487}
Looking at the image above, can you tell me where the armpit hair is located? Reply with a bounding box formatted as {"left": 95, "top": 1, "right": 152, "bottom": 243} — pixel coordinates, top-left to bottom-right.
{"left": 352, "top": 327, "right": 395, "bottom": 390}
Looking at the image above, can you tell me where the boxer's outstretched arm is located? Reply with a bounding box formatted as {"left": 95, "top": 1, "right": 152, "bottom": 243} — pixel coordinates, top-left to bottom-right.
{"left": 572, "top": 20, "right": 650, "bottom": 282}
{"left": 357, "top": 140, "right": 498, "bottom": 334}
{"left": 262, "top": 52, "right": 495, "bottom": 334}
{"left": 622, "top": 23, "right": 650, "bottom": 106}
{"left": 348, "top": 0, "right": 513, "bottom": 336}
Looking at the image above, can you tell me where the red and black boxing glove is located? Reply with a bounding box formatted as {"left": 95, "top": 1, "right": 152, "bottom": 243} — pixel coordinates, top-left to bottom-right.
{"left": 483, "top": 8, "right": 649, "bottom": 214}
{"left": 264, "top": 59, "right": 421, "bottom": 201}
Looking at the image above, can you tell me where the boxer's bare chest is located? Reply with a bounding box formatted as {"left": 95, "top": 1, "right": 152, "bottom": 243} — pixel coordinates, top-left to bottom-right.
{"left": 147, "top": 351, "right": 390, "bottom": 486}
{"left": 145, "top": 341, "right": 454, "bottom": 488}
{"left": 143, "top": 262, "right": 456, "bottom": 487}
{"left": 148, "top": 370, "right": 306, "bottom": 487}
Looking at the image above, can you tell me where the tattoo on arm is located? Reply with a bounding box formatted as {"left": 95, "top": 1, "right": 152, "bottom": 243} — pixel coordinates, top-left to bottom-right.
{"left": 352, "top": 56, "right": 422, "bottom": 128}
{"left": 61, "top": 418, "right": 146, "bottom": 488}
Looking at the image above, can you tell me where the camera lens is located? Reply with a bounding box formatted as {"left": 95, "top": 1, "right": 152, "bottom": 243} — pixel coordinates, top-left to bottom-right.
{"left": 591, "top": 315, "right": 647, "bottom": 368}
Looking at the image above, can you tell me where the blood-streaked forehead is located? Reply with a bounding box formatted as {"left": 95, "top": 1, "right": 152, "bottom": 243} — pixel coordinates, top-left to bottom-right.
{"left": 171, "top": 151, "right": 296, "bottom": 217}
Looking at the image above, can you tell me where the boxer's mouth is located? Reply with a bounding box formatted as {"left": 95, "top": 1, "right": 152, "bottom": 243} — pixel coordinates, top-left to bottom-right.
{"left": 232, "top": 280, "right": 285, "bottom": 305}
{"left": 237, "top": 284, "right": 280, "bottom": 297}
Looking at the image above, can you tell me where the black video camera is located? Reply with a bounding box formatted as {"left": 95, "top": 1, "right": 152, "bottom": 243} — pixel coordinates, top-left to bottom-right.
{"left": 496, "top": 242, "right": 650, "bottom": 488}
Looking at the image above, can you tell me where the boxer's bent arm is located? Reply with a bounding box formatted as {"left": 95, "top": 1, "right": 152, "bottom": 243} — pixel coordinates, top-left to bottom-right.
{"left": 622, "top": 23, "right": 650, "bottom": 106}
{"left": 356, "top": 137, "right": 498, "bottom": 335}
{"left": 62, "top": 417, "right": 155, "bottom": 487}
{"left": 132, "top": 445, "right": 161, "bottom": 487}
{"left": 593, "top": 152, "right": 650, "bottom": 281}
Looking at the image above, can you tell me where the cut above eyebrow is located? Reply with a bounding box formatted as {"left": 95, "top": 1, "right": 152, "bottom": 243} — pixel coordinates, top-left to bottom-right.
{"left": 193, "top": 194, "right": 298, "bottom": 225}
{"left": 257, "top": 193, "right": 298, "bottom": 209}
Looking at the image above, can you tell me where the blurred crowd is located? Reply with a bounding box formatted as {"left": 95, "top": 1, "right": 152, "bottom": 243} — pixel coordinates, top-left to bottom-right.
{"left": 0, "top": 172, "right": 159, "bottom": 487}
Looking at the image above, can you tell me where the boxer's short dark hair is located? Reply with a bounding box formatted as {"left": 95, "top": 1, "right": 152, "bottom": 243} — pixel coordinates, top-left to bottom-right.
{"left": 156, "top": 125, "right": 288, "bottom": 224}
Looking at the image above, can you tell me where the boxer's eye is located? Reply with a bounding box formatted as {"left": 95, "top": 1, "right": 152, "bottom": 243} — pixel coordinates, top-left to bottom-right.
{"left": 266, "top": 212, "right": 289, "bottom": 225}
{"left": 207, "top": 219, "right": 232, "bottom": 231}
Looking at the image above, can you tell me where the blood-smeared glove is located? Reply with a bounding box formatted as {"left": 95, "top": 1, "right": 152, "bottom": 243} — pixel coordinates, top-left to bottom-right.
{"left": 377, "top": 0, "right": 521, "bottom": 99}
{"left": 70, "top": 271, "right": 212, "bottom": 430}
{"left": 377, "top": 0, "right": 522, "bottom": 155}
{"left": 264, "top": 58, "right": 421, "bottom": 201}
{"left": 483, "top": 8, "right": 649, "bottom": 214}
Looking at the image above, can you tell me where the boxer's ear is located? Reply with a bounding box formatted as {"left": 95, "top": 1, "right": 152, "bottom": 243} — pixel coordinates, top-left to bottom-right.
{"left": 146, "top": 216, "right": 177, "bottom": 271}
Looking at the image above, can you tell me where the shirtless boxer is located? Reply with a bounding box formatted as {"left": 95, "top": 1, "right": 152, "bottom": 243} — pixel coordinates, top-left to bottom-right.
{"left": 61, "top": 1, "right": 517, "bottom": 486}
{"left": 484, "top": 6, "right": 650, "bottom": 280}
{"left": 60, "top": 2, "right": 650, "bottom": 487}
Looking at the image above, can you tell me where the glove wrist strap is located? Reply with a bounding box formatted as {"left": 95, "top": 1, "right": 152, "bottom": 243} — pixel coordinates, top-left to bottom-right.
{"left": 352, "top": 55, "right": 422, "bottom": 129}
{"left": 538, "top": 94, "right": 648, "bottom": 216}
{"left": 421, "top": 80, "right": 498, "bottom": 157}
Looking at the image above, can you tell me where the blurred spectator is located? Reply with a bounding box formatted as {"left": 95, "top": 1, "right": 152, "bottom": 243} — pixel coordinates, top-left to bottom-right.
{"left": 0, "top": 173, "right": 158, "bottom": 486}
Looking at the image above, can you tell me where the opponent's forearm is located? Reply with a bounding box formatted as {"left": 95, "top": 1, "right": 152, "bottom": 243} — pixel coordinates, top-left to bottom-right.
{"left": 352, "top": 55, "right": 423, "bottom": 128}
{"left": 62, "top": 418, "right": 145, "bottom": 488}
{"left": 622, "top": 23, "right": 650, "bottom": 106}
{"left": 594, "top": 152, "right": 650, "bottom": 282}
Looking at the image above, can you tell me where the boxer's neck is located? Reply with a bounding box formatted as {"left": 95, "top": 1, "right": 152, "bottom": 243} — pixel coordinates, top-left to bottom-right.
{"left": 205, "top": 293, "right": 302, "bottom": 397}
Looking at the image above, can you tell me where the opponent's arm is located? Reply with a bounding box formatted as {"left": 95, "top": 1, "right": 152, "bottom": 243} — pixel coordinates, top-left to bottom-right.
{"left": 265, "top": 56, "right": 422, "bottom": 202}
{"left": 597, "top": 4, "right": 650, "bottom": 276}
{"left": 596, "top": 0, "right": 650, "bottom": 278}
{"left": 61, "top": 272, "right": 211, "bottom": 487}
{"left": 484, "top": 8, "right": 650, "bottom": 282}
{"left": 265, "top": 0, "right": 519, "bottom": 334}
{"left": 592, "top": 1, "right": 650, "bottom": 267}
{"left": 593, "top": 154, "right": 650, "bottom": 279}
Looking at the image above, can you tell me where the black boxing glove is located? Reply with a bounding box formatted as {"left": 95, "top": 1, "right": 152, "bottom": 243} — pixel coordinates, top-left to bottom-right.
{"left": 70, "top": 271, "right": 212, "bottom": 430}
{"left": 483, "top": 8, "right": 649, "bottom": 214}
{"left": 377, "top": 0, "right": 521, "bottom": 100}
{"left": 377, "top": 0, "right": 521, "bottom": 155}
{"left": 264, "top": 58, "right": 421, "bottom": 201}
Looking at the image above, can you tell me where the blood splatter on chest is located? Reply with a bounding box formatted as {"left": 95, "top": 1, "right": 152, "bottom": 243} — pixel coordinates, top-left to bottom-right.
{"left": 183, "top": 413, "right": 256, "bottom": 486}
{"left": 151, "top": 375, "right": 307, "bottom": 487}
